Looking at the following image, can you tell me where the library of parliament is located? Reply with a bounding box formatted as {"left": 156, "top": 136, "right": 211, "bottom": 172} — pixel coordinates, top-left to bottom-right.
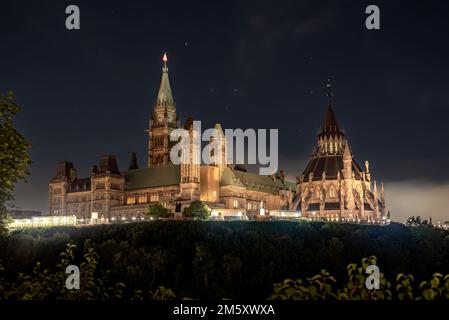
{"left": 48, "top": 54, "right": 387, "bottom": 221}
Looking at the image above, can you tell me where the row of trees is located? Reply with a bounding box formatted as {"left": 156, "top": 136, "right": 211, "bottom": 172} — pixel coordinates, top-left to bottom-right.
{"left": 406, "top": 216, "right": 449, "bottom": 227}
{"left": 1, "top": 238, "right": 449, "bottom": 300}
{"left": 146, "top": 200, "right": 211, "bottom": 220}
{"left": 2, "top": 221, "right": 449, "bottom": 299}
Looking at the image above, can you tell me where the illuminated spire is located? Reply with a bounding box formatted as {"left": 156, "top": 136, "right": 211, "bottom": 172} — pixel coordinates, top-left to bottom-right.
{"left": 155, "top": 52, "right": 174, "bottom": 108}
{"left": 343, "top": 143, "right": 352, "bottom": 161}
{"left": 162, "top": 52, "right": 168, "bottom": 71}
{"left": 319, "top": 79, "right": 344, "bottom": 139}
{"left": 381, "top": 182, "right": 385, "bottom": 201}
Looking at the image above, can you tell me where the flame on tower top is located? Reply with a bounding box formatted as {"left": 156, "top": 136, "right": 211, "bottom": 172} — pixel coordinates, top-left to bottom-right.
{"left": 162, "top": 52, "right": 168, "bottom": 71}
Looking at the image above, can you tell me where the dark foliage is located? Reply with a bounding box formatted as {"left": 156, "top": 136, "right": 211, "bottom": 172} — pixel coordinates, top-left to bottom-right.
{"left": 0, "top": 92, "right": 32, "bottom": 235}
{"left": 1, "top": 221, "right": 448, "bottom": 299}
{"left": 182, "top": 200, "right": 210, "bottom": 220}
{"left": 146, "top": 202, "right": 172, "bottom": 218}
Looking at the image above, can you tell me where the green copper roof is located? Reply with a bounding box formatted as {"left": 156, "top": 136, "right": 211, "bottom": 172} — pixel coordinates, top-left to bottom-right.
{"left": 155, "top": 66, "right": 175, "bottom": 108}
{"left": 124, "top": 165, "right": 180, "bottom": 190}
{"left": 220, "top": 167, "right": 295, "bottom": 195}
{"left": 284, "top": 180, "right": 297, "bottom": 192}
{"left": 123, "top": 165, "right": 296, "bottom": 194}
{"left": 220, "top": 167, "right": 245, "bottom": 188}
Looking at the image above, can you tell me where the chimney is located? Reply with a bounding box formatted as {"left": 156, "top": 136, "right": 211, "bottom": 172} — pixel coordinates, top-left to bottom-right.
{"left": 69, "top": 167, "right": 77, "bottom": 182}
{"left": 279, "top": 169, "right": 285, "bottom": 184}
{"left": 129, "top": 152, "right": 139, "bottom": 170}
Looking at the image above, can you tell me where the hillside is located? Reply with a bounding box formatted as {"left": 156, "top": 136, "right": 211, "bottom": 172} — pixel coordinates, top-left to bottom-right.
{"left": 1, "top": 221, "right": 449, "bottom": 299}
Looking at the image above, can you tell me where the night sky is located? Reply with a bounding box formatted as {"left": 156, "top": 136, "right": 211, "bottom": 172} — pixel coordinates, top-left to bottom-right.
{"left": 2, "top": 0, "right": 449, "bottom": 222}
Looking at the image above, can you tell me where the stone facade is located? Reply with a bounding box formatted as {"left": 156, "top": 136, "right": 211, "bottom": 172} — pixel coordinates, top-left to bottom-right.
{"left": 292, "top": 85, "right": 387, "bottom": 222}
{"left": 48, "top": 59, "right": 386, "bottom": 222}
{"left": 49, "top": 55, "right": 295, "bottom": 220}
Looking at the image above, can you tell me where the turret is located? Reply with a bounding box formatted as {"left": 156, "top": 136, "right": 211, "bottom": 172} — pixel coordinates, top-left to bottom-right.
{"left": 373, "top": 180, "right": 380, "bottom": 217}
{"left": 129, "top": 152, "right": 138, "bottom": 170}
{"left": 91, "top": 155, "right": 124, "bottom": 219}
{"left": 342, "top": 143, "right": 355, "bottom": 211}
{"left": 49, "top": 161, "right": 74, "bottom": 215}
{"left": 365, "top": 160, "right": 371, "bottom": 181}
{"left": 211, "top": 123, "right": 227, "bottom": 179}
{"left": 381, "top": 182, "right": 386, "bottom": 215}
{"left": 373, "top": 180, "right": 378, "bottom": 199}
{"left": 180, "top": 117, "right": 200, "bottom": 201}
{"left": 343, "top": 143, "right": 353, "bottom": 180}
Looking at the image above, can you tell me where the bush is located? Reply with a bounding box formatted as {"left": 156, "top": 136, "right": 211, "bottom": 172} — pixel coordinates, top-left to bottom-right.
{"left": 146, "top": 202, "right": 172, "bottom": 219}
{"left": 1, "top": 221, "right": 448, "bottom": 299}
{"left": 269, "top": 256, "right": 449, "bottom": 300}
{"left": 182, "top": 201, "right": 210, "bottom": 220}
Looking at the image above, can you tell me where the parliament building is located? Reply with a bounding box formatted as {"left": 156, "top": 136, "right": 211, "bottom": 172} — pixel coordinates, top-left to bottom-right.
{"left": 48, "top": 55, "right": 386, "bottom": 222}
{"left": 292, "top": 86, "right": 387, "bottom": 221}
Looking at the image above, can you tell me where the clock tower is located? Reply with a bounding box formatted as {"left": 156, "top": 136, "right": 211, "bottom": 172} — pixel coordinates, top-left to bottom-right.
{"left": 148, "top": 53, "right": 180, "bottom": 167}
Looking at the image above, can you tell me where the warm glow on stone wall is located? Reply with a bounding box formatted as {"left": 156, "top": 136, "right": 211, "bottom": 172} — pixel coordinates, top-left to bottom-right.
{"left": 8, "top": 215, "right": 77, "bottom": 229}
{"left": 200, "top": 166, "right": 219, "bottom": 202}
